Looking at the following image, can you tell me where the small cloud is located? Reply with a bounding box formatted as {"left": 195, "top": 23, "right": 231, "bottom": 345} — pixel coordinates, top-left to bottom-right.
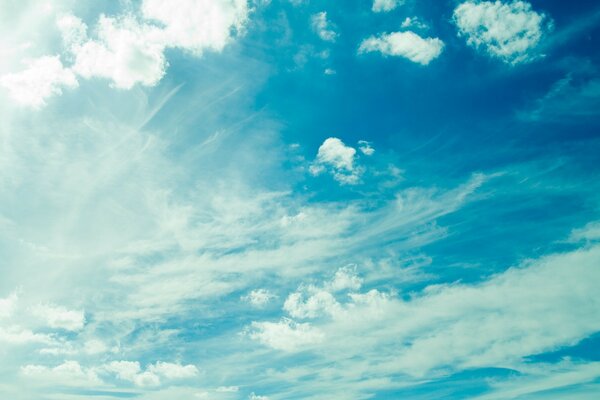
{"left": 324, "top": 68, "right": 336, "bottom": 75}
{"left": 358, "top": 140, "right": 375, "bottom": 156}
{"left": 311, "top": 12, "right": 337, "bottom": 42}
{"left": 358, "top": 31, "right": 444, "bottom": 65}
{"left": 372, "top": 0, "right": 404, "bottom": 13}
{"left": 453, "top": 0, "right": 551, "bottom": 64}
{"left": 243, "top": 289, "right": 277, "bottom": 307}
{"left": 310, "top": 137, "right": 363, "bottom": 185}
{"left": 0, "top": 292, "right": 18, "bottom": 319}
{"left": 401, "top": 17, "right": 428, "bottom": 30}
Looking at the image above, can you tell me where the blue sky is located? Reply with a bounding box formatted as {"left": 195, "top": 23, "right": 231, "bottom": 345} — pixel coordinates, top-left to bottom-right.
{"left": 0, "top": 0, "right": 599, "bottom": 399}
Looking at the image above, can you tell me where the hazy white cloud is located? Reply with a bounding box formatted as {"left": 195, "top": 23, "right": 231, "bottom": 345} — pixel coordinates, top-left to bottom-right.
{"left": 243, "top": 289, "right": 277, "bottom": 307}
{"left": 0, "top": 326, "right": 53, "bottom": 345}
{"left": 372, "top": 0, "right": 404, "bottom": 13}
{"left": 32, "top": 303, "right": 85, "bottom": 331}
{"left": 359, "top": 31, "right": 444, "bottom": 65}
{"left": 0, "top": 55, "right": 77, "bottom": 107}
{"left": 0, "top": 292, "right": 17, "bottom": 318}
{"left": 149, "top": 361, "right": 199, "bottom": 379}
{"left": 21, "top": 361, "right": 101, "bottom": 386}
{"left": 250, "top": 242, "right": 600, "bottom": 377}
{"left": 358, "top": 140, "right": 375, "bottom": 156}
{"left": 248, "top": 318, "right": 323, "bottom": 351}
{"left": 453, "top": 1, "right": 550, "bottom": 64}
{"left": 141, "top": 0, "right": 249, "bottom": 55}
{"left": 311, "top": 12, "right": 337, "bottom": 42}
{"left": 401, "top": 17, "right": 428, "bottom": 30}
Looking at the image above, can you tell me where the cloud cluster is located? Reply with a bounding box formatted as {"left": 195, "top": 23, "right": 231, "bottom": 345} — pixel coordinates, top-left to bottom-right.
{"left": 1, "top": 0, "right": 250, "bottom": 106}
{"left": 249, "top": 243, "right": 600, "bottom": 379}
{"left": 359, "top": 31, "right": 444, "bottom": 65}
{"left": 453, "top": 0, "right": 550, "bottom": 64}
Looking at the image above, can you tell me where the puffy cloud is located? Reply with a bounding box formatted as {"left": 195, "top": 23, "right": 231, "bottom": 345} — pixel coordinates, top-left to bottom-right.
{"left": 21, "top": 361, "right": 101, "bottom": 386}
{"left": 311, "top": 12, "right": 337, "bottom": 42}
{"left": 453, "top": 1, "right": 550, "bottom": 64}
{"left": 148, "top": 361, "right": 199, "bottom": 379}
{"left": 248, "top": 318, "right": 323, "bottom": 351}
{"left": 0, "top": 56, "right": 77, "bottom": 107}
{"left": 52, "top": 1, "right": 250, "bottom": 92}
{"left": 32, "top": 303, "right": 85, "bottom": 331}
{"left": 141, "top": 0, "right": 249, "bottom": 55}
{"left": 284, "top": 289, "right": 340, "bottom": 319}
{"left": 104, "top": 360, "right": 197, "bottom": 387}
{"left": 358, "top": 31, "right": 444, "bottom": 65}
{"left": 243, "top": 288, "right": 277, "bottom": 307}
{"left": 310, "top": 137, "right": 363, "bottom": 185}
{"left": 372, "top": 0, "right": 404, "bottom": 13}
{"left": 66, "top": 15, "right": 167, "bottom": 89}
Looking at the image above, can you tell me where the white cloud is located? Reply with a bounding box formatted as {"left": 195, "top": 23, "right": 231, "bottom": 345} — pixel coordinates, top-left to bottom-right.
{"left": 104, "top": 360, "right": 197, "bottom": 387}
{"left": 311, "top": 12, "right": 337, "bottom": 42}
{"left": 243, "top": 288, "right": 276, "bottom": 307}
{"left": 401, "top": 17, "right": 428, "bottom": 30}
{"left": 141, "top": 0, "right": 249, "bottom": 55}
{"left": 372, "top": 0, "right": 404, "bottom": 13}
{"left": 217, "top": 385, "right": 239, "bottom": 392}
{"left": 284, "top": 289, "right": 340, "bottom": 319}
{"left": 0, "top": 326, "right": 53, "bottom": 345}
{"left": 358, "top": 140, "right": 375, "bottom": 156}
{"left": 310, "top": 137, "right": 363, "bottom": 185}
{"left": 453, "top": 1, "right": 550, "bottom": 64}
{"left": 248, "top": 318, "right": 323, "bottom": 351}
{"left": 32, "top": 303, "right": 85, "bottom": 331}
{"left": 66, "top": 15, "right": 167, "bottom": 89}
{"left": 327, "top": 266, "right": 362, "bottom": 292}
{"left": 148, "top": 361, "right": 199, "bottom": 379}
{"left": 359, "top": 31, "right": 444, "bottom": 65}
{"left": 249, "top": 393, "right": 269, "bottom": 400}
{"left": 21, "top": 361, "right": 101, "bottom": 386}
{"left": 0, "top": 55, "right": 77, "bottom": 107}
{"left": 0, "top": 292, "right": 17, "bottom": 318}
{"left": 250, "top": 243, "right": 600, "bottom": 377}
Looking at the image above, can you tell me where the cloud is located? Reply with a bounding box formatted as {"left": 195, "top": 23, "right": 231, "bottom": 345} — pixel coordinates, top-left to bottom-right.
{"left": 248, "top": 318, "right": 324, "bottom": 351}
{"left": 32, "top": 303, "right": 85, "bottom": 331}
{"left": 249, "top": 242, "right": 600, "bottom": 378}
{"left": 103, "top": 360, "right": 198, "bottom": 387}
{"left": 310, "top": 137, "right": 363, "bottom": 184}
{"left": 141, "top": 0, "right": 249, "bottom": 55}
{"left": 243, "top": 289, "right": 277, "bottom": 307}
{"left": 0, "top": 55, "right": 77, "bottom": 107}
{"left": 520, "top": 73, "right": 600, "bottom": 122}
{"left": 453, "top": 1, "right": 550, "bottom": 64}
{"left": 372, "top": 0, "right": 404, "bottom": 13}
{"left": 21, "top": 361, "right": 101, "bottom": 386}
{"left": 358, "top": 31, "right": 444, "bottom": 65}
{"left": 65, "top": 15, "right": 167, "bottom": 89}
{"left": 0, "top": 292, "right": 17, "bottom": 318}
{"left": 358, "top": 140, "right": 375, "bottom": 156}
{"left": 0, "top": 326, "right": 53, "bottom": 345}
{"left": 311, "top": 12, "right": 337, "bottom": 42}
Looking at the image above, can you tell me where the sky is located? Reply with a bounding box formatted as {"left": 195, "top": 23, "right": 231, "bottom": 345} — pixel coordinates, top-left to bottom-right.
{"left": 0, "top": 0, "right": 599, "bottom": 399}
